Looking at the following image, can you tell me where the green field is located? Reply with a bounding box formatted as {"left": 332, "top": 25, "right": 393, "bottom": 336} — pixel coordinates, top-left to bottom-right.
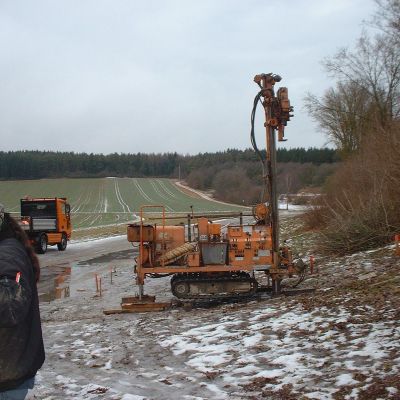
{"left": 0, "top": 178, "right": 246, "bottom": 230}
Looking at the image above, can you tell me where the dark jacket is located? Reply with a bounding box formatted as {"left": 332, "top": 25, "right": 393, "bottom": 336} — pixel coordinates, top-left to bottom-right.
{"left": 0, "top": 238, "right": 45, "bottom": 391}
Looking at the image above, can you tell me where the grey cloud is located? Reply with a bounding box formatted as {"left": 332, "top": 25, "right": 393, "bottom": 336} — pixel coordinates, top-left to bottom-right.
{"left": 0, "top": 0, "right": 376, "bottom": 154}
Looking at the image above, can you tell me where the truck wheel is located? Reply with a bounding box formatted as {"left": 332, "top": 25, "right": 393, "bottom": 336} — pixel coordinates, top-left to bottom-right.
{"left": 57, "top": 234, "right": 67, "bottom": 251}
{"left": 36, "top": 234, "right": 48, "bottom": 254}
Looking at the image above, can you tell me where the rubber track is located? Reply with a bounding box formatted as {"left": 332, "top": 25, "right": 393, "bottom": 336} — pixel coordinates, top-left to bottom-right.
{"left": 170, "top": 273, "right": 258, "bottom": 300}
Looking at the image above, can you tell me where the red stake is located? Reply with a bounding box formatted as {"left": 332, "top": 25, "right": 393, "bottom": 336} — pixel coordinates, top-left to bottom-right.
{"left": 395, "top": 234, "right": 400, "bottom": 256}
{"left": 95, "top": 273, "right": 99, "bottom": 292}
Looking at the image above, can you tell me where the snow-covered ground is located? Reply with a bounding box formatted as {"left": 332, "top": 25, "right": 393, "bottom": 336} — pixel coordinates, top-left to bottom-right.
{"left": 278, "top": 201, "right": 309, "bottom": 212}
{"left": 29, "top": 221, "right": 400, "bottom": 399}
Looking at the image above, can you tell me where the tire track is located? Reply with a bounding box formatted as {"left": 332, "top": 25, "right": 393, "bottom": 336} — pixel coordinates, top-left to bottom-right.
{"left": 132, "top": 179, "right": 153, "bottom": 203}
{"left": 156, "top": 179, "right": 178, "bottom": 199}
{"left": 132, "top": 179, "right": 174, "bottom": 212}
{"left": 149, "top": 180, "right": 175, "bottom": 211}
{"left": 72, "top": 187, "right": 94, "bottom": 227}
{"left": 78, "top": 185, "right": 103, "bottom": 227}
{"left": 114, "top": 179, "right": 131, "bottom": 213}
{"left": 71, "top": 191, "right": 84, "bottom": 212}
{"left": 73, "top": 187, "right": 92, "bottom": 213}
{"left": 150, "top": 181, "right": 170, "bottom": 202}
{"left": 89, "top": 184, "right": 106, "bottom": 226}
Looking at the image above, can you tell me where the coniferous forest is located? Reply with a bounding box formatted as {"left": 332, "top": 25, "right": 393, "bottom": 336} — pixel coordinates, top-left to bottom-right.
{"left": 0, "top": 147, "right": 336, "bottom": 180}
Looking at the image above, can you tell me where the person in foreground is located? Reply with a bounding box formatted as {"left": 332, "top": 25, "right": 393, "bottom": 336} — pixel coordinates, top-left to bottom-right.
{"left": 0, "top": 204, "right": 45, "bottom": 400}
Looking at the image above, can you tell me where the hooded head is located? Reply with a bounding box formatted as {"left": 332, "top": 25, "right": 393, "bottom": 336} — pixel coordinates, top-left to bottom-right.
{"left": 0, "top": 204, "right": 40, "bottom": 281}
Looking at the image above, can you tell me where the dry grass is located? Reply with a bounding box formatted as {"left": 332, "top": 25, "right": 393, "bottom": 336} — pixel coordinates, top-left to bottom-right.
{"left": 304, "top": 123, "right": 400, "bottom": 255}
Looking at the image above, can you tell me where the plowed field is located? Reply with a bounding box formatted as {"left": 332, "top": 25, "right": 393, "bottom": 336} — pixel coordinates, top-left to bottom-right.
{"left": 0, "top": 178, "right": 245, "bottom": 229}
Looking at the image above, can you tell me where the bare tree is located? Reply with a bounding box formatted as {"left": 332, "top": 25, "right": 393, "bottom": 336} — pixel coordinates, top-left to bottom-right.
{"left": 324, "top": 31, "right": 400, "bottom": 126}
{"left": 372, "top": 0, "right": 400, "bottom": 37}
{"left": 305, "top": 82, "right": 373, "bottom": 156}
{"left": 305, "top": 7, "right": 400, "bottom": 154}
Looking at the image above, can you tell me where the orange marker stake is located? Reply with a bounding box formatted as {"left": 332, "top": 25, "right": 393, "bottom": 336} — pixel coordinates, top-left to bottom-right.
{"left": 15, "top": 272, "right": 21, "bottom": 283}
{"left": 395, "top": 234, "right": 400, "bottom": 256}
{"left": 95, "top": 273, "right": 99, "bottom": 292}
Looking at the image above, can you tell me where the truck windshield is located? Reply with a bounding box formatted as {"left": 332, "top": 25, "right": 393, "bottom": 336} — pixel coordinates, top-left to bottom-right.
{"left": 21, "top": 201, "right": 57, "bottom": 218}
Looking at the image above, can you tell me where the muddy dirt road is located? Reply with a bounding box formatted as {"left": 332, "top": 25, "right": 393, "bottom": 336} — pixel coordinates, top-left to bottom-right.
{"left": 35, "top": 235, "right": 227, "bottom": 400}
{"left": 31, "top": 213, "right": 400, "bottom": 400}
{"left": 39, "top": 236, "right": 133, "bottom": 267}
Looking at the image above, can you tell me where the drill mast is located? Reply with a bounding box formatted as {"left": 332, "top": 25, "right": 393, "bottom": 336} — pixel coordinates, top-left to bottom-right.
{"left": 253, "top": 73, "right": 293, "bottom": 291}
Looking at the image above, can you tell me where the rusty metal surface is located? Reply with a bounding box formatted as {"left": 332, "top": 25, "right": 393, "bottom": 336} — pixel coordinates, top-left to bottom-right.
{"left": 103, "top": 294, "right": 171, "bottom": 314}
{"left": 103, "top": 303, "right": 170, "bottom": 314}
{"left": 120, "top": 302, "right": 171, "bottom": 312}
{"left": 135, "top": 264, "right": 270, "bottom": 274}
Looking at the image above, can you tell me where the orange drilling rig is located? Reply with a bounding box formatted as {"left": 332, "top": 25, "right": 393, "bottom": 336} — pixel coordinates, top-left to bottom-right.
{"left": 127, "top": 73, "right": 297, "bottom": 300}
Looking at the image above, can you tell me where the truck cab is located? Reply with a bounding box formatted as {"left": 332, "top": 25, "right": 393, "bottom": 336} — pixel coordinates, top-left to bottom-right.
{"left": 20, "top": 197, "right": 72, "bottom": 254}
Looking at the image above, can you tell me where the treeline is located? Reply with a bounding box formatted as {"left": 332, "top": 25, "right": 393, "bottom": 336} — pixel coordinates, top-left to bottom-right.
{"left": 186, "top": 161, "right": 337, "bottom": 205}
{"left": 0, "top": 147, "right": 337, "bottom": 180}
{"left": 0, "top": 151, "right": 179, "bottom": 179}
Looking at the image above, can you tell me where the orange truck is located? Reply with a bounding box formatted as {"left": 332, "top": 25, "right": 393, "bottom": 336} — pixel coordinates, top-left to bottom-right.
{"left": 20, "top": 197, "right": 72, "bottom": 254}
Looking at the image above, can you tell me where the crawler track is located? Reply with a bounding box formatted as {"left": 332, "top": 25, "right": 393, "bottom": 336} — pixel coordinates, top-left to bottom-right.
{"left": 170, "top": 272, "right": 258, "bottom": 300}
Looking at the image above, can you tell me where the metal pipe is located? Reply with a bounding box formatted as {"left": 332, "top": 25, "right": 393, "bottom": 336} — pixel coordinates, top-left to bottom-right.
{"left": 261, "top": 75, "right": 279, "bottom": 270}
{"left": 187, "top": 214, "right": 192, "bottom": 242}
{"left": 269, "top": 122, "right": 280, "bottom": 266}
{"left": 138, "top": 284, "right": 144, "bottom": 298}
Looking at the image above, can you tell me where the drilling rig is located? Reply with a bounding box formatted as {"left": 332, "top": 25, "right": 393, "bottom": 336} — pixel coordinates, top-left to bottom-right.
{"left": 127, "top": 73, "right": 297, "bottom": 301}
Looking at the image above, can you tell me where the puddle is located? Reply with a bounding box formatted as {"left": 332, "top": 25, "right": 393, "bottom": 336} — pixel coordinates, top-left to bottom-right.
{"left": 38, "top": 264, "right": 71, "bottom": 302}
{"left": 38, "top": 250, "right": 135, "bottom": 302}
{"left": 38, "top": 262, "right": 103, "bottom": 302}
{"left": 38, "top": 262, "right": 101, "bottom": 302}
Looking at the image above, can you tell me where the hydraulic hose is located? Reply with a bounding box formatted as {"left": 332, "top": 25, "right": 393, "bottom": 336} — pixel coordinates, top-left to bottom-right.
{"left": 250, "top": 91, "right": 270, "bottom": 203}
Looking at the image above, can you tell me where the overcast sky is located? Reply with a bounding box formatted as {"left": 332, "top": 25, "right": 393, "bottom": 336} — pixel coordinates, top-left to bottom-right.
{"left": 0, "top": 0, "right": 377, "bottom": 155}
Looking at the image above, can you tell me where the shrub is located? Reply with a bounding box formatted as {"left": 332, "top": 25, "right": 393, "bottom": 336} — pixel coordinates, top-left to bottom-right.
{"left": 305, "top": 123, "right": 400, "bottom": 254}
